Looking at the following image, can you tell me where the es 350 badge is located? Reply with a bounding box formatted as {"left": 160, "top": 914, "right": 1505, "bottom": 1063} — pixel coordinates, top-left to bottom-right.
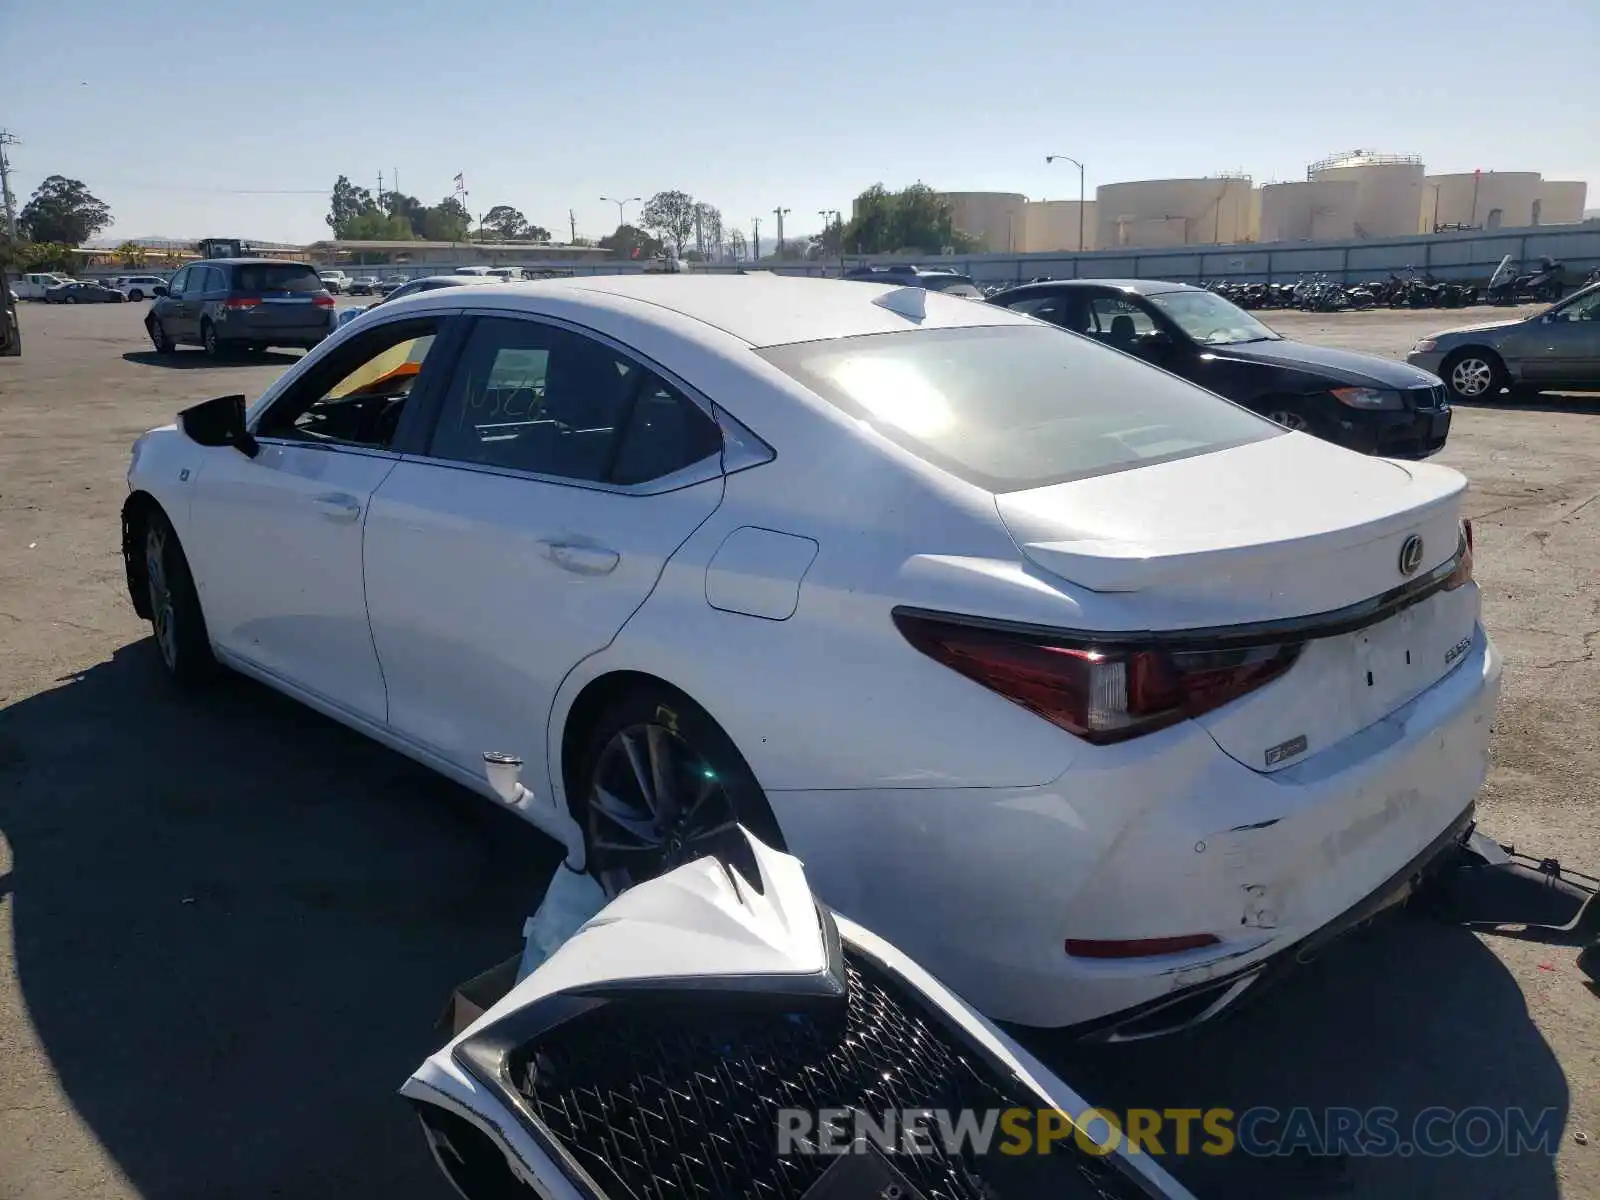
{"left": 1444, "top": 635, "right": 1473, "bottom": 667}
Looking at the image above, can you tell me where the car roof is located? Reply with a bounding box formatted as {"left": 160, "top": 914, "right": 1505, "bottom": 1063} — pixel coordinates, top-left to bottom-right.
{"left": 994, "top": 278, "right": 1201, "bottom": 298}
{"left": 415, "top": 274, "right": 1037, "bottom": 347}
{"left": 197, "top": 258, "right": 317, "bottom": 268}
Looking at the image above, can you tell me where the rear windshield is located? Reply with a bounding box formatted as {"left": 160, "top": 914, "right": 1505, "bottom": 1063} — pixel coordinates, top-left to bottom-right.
{"left": 759, "top": 324, "right": 1279, "bottom": 492}
{"left": 234, "top": 264, "right": 324, "bottom": 293}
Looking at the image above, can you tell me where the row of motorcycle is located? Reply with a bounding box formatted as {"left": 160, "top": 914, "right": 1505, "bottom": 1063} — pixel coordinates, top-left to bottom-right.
{"left": 978, "top": 259, "right": 1595, "bottom": 311}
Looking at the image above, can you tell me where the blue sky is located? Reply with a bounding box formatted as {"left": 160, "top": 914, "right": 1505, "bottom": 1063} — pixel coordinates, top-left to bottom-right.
{"left": 3, "top": 0, "right": 1595, "bottom": 244}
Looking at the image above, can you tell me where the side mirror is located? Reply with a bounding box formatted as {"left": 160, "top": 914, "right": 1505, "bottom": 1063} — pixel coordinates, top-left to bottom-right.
{"left": 179, "top": 394, "right": 259, "bottom": 458}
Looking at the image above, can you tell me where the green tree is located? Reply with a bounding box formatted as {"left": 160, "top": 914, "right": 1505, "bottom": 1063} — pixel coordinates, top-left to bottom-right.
{"left": 421, "top": 195, "right": 472, "bottom": 241}
{"left": 598, "top": 223, "right": 663, "bottom": 260}
{"left": 640, "top": 190, "right": 696, "bottom": 258}
{"left": 839, "top": 183, "right": 981, "bottom": 255}
{"left": 342, "top": 210, "right": 415, "bottom": 240}
{"left": 692, "top": 202, "right": 724, "bottom": 259}
{"left": 19, "top": 176, "right": 112, "bottom": 245}
{"left": 116, "top": 240, "right": 147, "bottom": 267}
{"left": 326, "top": 175, "right": 377, "bottom": 236}
{"left": 482, "top": 205, "right": 529, "bottom": 241}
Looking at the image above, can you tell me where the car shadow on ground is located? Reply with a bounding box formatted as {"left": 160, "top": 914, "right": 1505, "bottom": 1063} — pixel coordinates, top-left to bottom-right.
{"left": 121, "top": 350, "right": 302, "bottom": 371}
{"left": 0, "top": 640, "right": 557, "bottom": 1198}
{"left": 1452, "top": 391, "right": 1600, "bottom": 416}
{"left": 1018, "top": 913, "right": 1568, "bottom": 1198}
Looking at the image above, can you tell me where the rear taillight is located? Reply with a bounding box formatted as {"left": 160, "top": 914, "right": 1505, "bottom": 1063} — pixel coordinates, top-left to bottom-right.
{"left": 1444, "top": 519, "right": 1474, "bottom": 591}
{"left": 312, "top": 293, "right": 335, "bottom": 308}
{"left": 223, "top": 295, "right": 261, "bottom": 309}
{"left": 893, "top": 612, "right": 1301, "bottom": 745}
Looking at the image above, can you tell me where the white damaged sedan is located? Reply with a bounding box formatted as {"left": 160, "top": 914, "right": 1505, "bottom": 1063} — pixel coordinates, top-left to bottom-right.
{"left": 121, "top": 275, "right": 1500, "bottom": 1034}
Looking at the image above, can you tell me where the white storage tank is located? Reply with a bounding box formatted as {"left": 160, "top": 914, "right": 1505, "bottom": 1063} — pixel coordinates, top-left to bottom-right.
{"left": 1535, "top": 181, "right": 1588, "bottom": 226}
{"left": 1424, "top": 171, "right": 1542, "bottom": 230}
{"left": 937, "top": 192, "right": 1029, "bottom": 253}
{"left": 1308, "top": 151, "right": 1424, "bottom": 238}
{"left": 1094, "top": 177, "right": 1253, "bottom": 249}
{"left": 1257, "top": 180, "right": 1358, "bottom": 242}
{"left": 1022, "top": 199, "right": 1096, "bottom": 251}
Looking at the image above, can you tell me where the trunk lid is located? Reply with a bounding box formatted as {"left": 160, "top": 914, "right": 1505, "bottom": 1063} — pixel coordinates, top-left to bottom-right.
{"left": 994, "top": 432, "right": 1473, "bottom": 771}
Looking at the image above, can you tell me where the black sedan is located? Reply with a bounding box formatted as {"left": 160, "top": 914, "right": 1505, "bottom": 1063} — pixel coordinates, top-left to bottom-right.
{"left": 44, "top": 281, "right": 125, "bottom": 304}
{"left": 989, "top": 279, "right": 1451, "bottom": 458}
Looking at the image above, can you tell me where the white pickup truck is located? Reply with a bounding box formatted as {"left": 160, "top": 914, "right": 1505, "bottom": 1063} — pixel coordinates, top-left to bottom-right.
{"left": 12, "top": 272, "right": 75, "bottom": 300}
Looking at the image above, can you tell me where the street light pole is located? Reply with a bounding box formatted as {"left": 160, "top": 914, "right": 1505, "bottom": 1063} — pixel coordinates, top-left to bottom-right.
{"left": 819, "top": 208, "right": 841, "bottom": 272}
{"left": 600, "top": 195, "right": 641, "bottom": 228}
{"left": 1045, "top": 154, "right": 1086, "bottom": 252}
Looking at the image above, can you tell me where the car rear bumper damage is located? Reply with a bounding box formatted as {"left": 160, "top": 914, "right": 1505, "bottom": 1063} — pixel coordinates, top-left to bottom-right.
{"left": 766, "top": 625, "right": 1501, "bottom": 1030}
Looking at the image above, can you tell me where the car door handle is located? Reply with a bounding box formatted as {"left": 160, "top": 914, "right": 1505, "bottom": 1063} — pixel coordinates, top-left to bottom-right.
{"left": 540, "top": 539, "right": 620, "bottom": 576}
{"left": 311, "top": 492, "right": 363, "bottom": 523}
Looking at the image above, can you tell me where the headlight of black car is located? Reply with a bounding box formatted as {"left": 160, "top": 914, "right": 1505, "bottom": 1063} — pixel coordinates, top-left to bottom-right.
{"left": 1330, "top": 387, "right": 1404, "bottom": 411}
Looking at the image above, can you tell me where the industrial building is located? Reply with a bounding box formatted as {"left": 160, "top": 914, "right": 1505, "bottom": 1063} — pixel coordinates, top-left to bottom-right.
{"left": 936, "top": 149, "right": 1589, "bottom": 253}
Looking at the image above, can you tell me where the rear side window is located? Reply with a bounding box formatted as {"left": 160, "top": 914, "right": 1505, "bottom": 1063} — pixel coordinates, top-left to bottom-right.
{"left": 759, "top": 324, "right": 1279, "bottom": 492}
{"left": 234, "top": 264, "right": 324, "bottom": 294}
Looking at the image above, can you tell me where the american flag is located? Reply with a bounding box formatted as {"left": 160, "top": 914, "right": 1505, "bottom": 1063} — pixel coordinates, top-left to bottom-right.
{"left": 453, "top": 173, "right": 465, "bottom": 194}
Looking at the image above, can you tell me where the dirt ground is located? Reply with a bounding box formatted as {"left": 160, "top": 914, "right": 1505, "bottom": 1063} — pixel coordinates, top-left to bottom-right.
{"left": 0, "top": 299, "right": 1595, "bottom": 1199}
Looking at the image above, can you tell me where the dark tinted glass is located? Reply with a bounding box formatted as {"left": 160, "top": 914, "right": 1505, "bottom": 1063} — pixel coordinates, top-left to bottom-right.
{"left": 234, "top": 264, "right": 324, "bottom": 294}
{"left": 429, "top": 318, "right": 640, "bottom": 482}
{"left": 610, "top": 378, "right": 722, "bottom": 485}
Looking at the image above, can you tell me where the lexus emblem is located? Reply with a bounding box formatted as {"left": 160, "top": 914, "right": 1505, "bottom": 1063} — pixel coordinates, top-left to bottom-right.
{"left": 1398, "top": 534, "right": 1425, "bottom": 577}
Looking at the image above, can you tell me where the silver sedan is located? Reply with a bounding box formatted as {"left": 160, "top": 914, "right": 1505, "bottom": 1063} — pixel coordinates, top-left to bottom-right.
{"left": 1408, "top": 282, "right": 1600, "bottom": 400}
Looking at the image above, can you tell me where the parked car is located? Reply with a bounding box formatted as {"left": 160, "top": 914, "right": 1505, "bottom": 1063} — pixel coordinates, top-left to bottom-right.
{"left": 484, "top": 266, "right": 524, "bottom": 283}
{"left": 1407, "top": 280, "right": 1600, "bottom": 400}
{"left": 375, "top": 275, "right": 411, "bottom": 296}
{"left": 144, "top": 258, "right": 335, "bottom": 356}
{"left": 990, "top": 279, "right": 1452, "bottom": 459}
{"left": 844, "top": 264, "right": 985, "bottom": 298}
{"left": 318, "top": 269, "right": 352, "bottom": 294}
{"left": 404, "top": 829, "right": 1195, "bottom": 1200}
{"left": 336, "top": 275, "right": 507, "bottom": 329}
{"left": 121, "top": 276, "right": 1498, "bottom": 1034}
{"left": 349, "top": 276, "right": 380, "bottom": 296}
{"left": 14, "top": 271, "right": 75, "bottom": 300}
{"left": 45, "top": 280, "right": 124, "bottom": 304}
{"left": 116, "top": 274, "right": 169, "bottom": 301}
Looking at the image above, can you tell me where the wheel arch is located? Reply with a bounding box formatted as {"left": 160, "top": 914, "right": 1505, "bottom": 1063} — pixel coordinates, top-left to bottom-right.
{"left": 1442, "top": 343, "right": 1506, "bottom": 370}
{"left": 556, "top": 668, "right": 699, "bottom": 823}
{"left": 120, "top": 490, "right": 165, "bottom": 619}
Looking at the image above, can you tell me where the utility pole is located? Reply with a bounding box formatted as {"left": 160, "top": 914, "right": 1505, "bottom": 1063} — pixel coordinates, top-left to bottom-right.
{"left": 393, "top": 168, "right": 400, "bottom": 199}
{"left": 773, "top": 207, "right": 789, "bottom": 259}
{"left": 819, "top": 208, "right": 841, "bottom": 273}
{"left": 377, "top": 170, "right": 384, "bottom": 201}
{"left": 569, "top": 209, "right": 577, "bottom": 245}
{"left": 752, "top": 217, "right": 761, "bottom": 262}
{"left": 0, "top": 131, "right": 20, "bottom": 241}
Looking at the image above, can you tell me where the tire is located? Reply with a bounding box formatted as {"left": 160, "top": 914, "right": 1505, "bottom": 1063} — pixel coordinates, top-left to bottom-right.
{"left": 201, "top": 319, "right": 222, "bottom": 357}
{"left": 146, "top": 316, "right": 173, "bottom": 354}
{"left": 64, "top": 295, "right": 78, "bottom": 304}
{"left": 1259, "top": 397, "right": 1319, "bottom": 435}
{"left": 573, "top": 683, "right": 783, "bottom": 897}
{"left": 127, "top": 289, "right": 143, "bottom": 302}
{"left": 1441, "top": 349, "right": 1506, "bottom": 402}
{"left": 140, "top": 508, "right": 218, "bottom": 686}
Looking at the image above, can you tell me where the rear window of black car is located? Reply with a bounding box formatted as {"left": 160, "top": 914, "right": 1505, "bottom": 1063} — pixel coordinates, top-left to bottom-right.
{"left": 233, "top": 264, "right": 324, "bottom": 294}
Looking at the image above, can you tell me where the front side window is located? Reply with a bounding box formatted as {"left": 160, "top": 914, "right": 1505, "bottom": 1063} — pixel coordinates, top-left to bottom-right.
{"left": 1552, "top": 289, "right": 1600, "bottom": 322}
{"left": 257, "top": 318, "right": 442, "bottom": 449}
{"left": 1087, "top": 296, "right": 1158, "bottom": 348}
{"left": 427, "top": 318, "right": 721, "bottom": 486}
{"left": 167, "top": 267, "right": 191, "bottom": 295}
{"left": 760, "top": 324, "right": 1279, "bottom": 492}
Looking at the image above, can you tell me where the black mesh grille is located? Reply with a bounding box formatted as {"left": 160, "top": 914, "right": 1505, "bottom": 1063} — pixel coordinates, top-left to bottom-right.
{"left": 508, "top": 950, "right": 1147, "bottom": 1200}
{"left": 1408, "top": 384, "right": 1448, "bottom": 410}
